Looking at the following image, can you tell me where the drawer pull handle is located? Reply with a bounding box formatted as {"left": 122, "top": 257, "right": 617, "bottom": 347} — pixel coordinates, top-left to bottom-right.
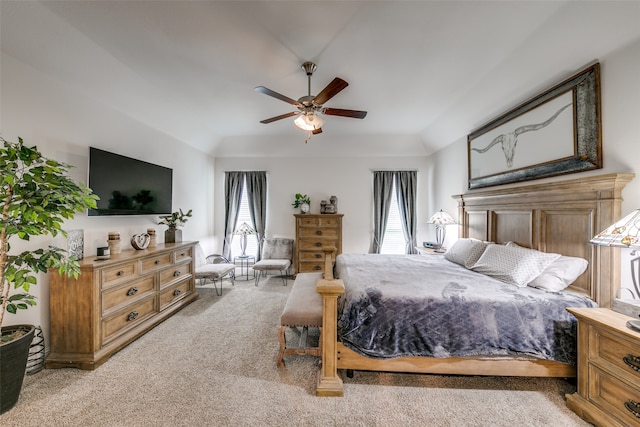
{"left": 127, "top": 311, "right": 139, "bottom": 321}
{"left": 155, "top": 260, "right": 160, "bottom": 264}
{"left": 126, "top": 287, "right": 138, "bottom": 296}
{"left": 625, "top": 400, "right": 640, "bottom": 418}
{"left": 173, "top": 289, "right": 182, "bottom": 297}
{"left": 180, "top": 252, "right": 185, "bottom": 257}
{"left": 316, "top": 230, "right": 322, "bottom": 235}
{"left": 315, "top": 242, "right": 322, "bottom": 247}
{"left": 623, "top": 354, "right": 640, "bottom": 372}
{"left": 313, "top": 265, "right": 322, "bottom": 270}
{"left": 173, "top": 270, "right": 181, "bottom": 277}
{"left": 315, "top": 254, "right": 322, "bottom": 258}
{"left": 117, "top": 271, "right": 124, "bottom": 276}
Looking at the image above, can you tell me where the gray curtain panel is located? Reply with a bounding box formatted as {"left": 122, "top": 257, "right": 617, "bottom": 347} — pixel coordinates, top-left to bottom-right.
{"left": 223, "top": 171, "right": 244, "bottom": 259}
{"left": 370, "top": 170, "right": 417, "bottom": 254}
{"left": 244, "top": 171, "right": 267, "bottom": 261}
{"left": 370, "top": 171, "right": 395, "bottom": 253}
{"left": 395, "top": 171, "right": 417, "bottom": 254}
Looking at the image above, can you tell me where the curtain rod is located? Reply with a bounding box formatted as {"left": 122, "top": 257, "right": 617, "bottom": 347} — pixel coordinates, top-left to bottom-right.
{"left": 370, "top": 169, "right": 418, "bottom": 172}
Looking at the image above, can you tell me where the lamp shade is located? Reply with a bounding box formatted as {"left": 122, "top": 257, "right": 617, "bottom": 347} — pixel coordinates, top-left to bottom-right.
{"left": 294, "top": 113, "right": 324, "bottom": 131}
{"left": 427, "top": 209, "right": 456, "bottom": 225}
{"left": 233, "top": 222, "right": 255, "bottom": 236}
{"left": 590, "top": 209, "right": 640, "bottom": 248}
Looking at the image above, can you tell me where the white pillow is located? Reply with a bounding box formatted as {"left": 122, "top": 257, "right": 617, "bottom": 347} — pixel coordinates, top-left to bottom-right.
{"left": 444, "top": 238, "right": 488, "bottom": 269}
{"left": 471, "top": 244, "right": 561, "bottom": 287}
{"left": 527, "top": 256, "right": 588, "bottom": 291}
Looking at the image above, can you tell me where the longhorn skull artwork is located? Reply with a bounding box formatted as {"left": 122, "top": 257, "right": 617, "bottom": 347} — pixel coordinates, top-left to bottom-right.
{"left": 471, "top": 103, "right": 572, "bottom": 168}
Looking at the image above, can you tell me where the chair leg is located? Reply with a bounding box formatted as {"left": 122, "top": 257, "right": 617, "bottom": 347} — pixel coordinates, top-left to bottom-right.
{"left": 280, "top": 269, "right": 288, "bottom": 286}
{"left": 212, "top": 278, "right": 222, "bottom": 296}
{"left": 254, "top": 270, "right": 261, "bottom": 286}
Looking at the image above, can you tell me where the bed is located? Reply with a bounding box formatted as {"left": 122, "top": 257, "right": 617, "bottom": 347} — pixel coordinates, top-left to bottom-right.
{"left": 315, "top": 173, "right": 634, "bottom": 396}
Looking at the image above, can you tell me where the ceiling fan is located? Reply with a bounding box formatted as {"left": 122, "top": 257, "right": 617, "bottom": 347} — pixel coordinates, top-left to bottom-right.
{"left": 255, "top": 62, "right": 367, "bottom": 141}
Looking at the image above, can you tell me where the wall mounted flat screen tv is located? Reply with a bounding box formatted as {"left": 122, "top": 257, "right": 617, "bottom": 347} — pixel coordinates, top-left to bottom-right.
{"left": 88, "top": 147, "right": 173, "bottom": 216}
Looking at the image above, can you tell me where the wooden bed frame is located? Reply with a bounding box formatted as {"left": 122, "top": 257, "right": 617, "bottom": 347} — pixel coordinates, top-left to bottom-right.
{"left": 315, "top": 173, "right": 634, "bottom": 396}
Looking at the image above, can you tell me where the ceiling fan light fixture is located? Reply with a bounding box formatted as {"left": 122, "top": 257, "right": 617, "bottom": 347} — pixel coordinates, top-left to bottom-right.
{"left": 294, "top": 113, "right": 324, "bottom": 131}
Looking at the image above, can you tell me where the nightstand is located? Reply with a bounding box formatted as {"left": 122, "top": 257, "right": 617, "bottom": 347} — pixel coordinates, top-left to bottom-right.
{"left": 415, "top": 246, "right": 445, "bottom": 255}
{"left": 566, "top": 307, "right": 640, "bottom": 427}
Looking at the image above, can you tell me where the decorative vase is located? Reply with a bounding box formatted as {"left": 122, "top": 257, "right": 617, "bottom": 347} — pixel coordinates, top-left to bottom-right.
{"left": 300, "top": 203, "right": 310, "bottom": 214}
{"left": 165, "top": 227, "right": 182, "bottom": 243}
{"left": 1, "top": 324, "right": 35, "bottom": 414}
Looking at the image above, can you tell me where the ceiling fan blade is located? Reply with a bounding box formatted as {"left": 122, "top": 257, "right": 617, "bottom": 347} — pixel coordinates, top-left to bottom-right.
{"left": 312, "top": 128, "right": 323, "bottom": 135}
{"left": 323, "top": 108, "right": 368, "bottom": 119}
{"left": 254, "top": 86, "right": 302, "bottom": 107}
{"left": 313, "top": 78, "right": 349, "bottom": 105}
{"left": 259, "top": 111, "right": 298, "bottom": 124}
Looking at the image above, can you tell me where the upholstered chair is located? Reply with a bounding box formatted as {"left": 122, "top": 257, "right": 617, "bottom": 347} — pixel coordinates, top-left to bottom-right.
{"left": 252, "top": 238, "right": 293, "bottom": 286}
{"left": 194, "top": 244, "right": 235, "bottom": 296}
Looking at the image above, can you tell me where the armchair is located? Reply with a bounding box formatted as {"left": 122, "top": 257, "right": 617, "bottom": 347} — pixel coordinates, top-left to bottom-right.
{"left": 252, "top": 238, "right": 293, "bottom": 286}
{"left": 194, "top": 244, "right": 235, "bottom": 296}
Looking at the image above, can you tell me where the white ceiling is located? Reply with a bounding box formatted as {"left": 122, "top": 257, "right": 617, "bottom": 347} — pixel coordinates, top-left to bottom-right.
{"left": 2, "top": 1, "right": 640, "bottom": 157}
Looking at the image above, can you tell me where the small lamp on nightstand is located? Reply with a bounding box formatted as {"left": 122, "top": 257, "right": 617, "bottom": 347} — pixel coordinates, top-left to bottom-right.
{"left": 591, "top": 209, "right": 640, "bottom": 331}
{"left": 427, "top": 209, "right": 456, "bottom": 253}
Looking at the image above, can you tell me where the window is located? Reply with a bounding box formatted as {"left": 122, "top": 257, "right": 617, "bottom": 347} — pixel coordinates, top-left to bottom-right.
{"left": 230, "top": 178, "right": 258, "bottom": 258}
{"left": 380, "top": 182, "right": 405, "bottom": 254}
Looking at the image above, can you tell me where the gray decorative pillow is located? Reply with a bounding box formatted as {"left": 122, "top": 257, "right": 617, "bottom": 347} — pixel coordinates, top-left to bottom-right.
{"left": 444, "top": 238, "right": 488, "bottom": 269}
{"left": 527, "top": 256, "right": 588, "bottom": 292}
{"left": 471, "top": 244, "right": 561, "bottom": 287}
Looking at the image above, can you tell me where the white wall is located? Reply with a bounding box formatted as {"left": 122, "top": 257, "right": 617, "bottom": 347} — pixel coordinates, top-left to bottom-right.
{"left": 1, "top": 53, "right": 216, "bottom": 338}
{"left": 425, "top": 37, "right": 640, "bottom": 296}
{"left": 214, "top": 155, "right": 431, "bottom": 256}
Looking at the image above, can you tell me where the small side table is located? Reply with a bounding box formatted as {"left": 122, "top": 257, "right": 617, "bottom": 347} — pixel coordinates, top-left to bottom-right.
{"left": 234, "top": 255, "right": 255, "bottom": 281}
{"left": 415, "top": 246, "right": 445, "bottom": 256}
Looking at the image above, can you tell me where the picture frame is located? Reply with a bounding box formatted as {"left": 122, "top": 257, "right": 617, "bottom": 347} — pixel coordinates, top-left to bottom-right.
{"left": 467, "top": 63, "right": 602, "bottom": 190}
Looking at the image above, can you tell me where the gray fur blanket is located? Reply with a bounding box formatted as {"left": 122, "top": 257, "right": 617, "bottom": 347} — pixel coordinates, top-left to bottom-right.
{"left": 335, "top": 254, "right": 596, "bottom": 365}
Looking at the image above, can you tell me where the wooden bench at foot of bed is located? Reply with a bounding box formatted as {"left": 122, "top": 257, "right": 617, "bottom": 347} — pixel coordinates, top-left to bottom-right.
{"left": 277, "top": 272, "right": 323, "bottom": 368}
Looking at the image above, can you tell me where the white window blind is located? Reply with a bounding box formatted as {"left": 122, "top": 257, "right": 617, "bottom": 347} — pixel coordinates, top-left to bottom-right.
{"left": 380, "top": 182, "right": 406, "bottom": 254}
{"left": 230, "top": 178, "right": 258, "bottom": 258}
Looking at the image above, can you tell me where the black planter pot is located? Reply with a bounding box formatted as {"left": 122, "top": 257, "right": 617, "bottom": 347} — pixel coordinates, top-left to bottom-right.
{"left": 164, "top": 228, "right": 182, "bottom": 243}
{"left": 1, "top": 324, "right": 35, "bottom": 414}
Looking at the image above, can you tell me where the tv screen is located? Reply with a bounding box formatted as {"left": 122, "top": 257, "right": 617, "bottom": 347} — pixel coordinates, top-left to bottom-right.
{"left": 88, "top": 147, "right": 173, "bottom": 216}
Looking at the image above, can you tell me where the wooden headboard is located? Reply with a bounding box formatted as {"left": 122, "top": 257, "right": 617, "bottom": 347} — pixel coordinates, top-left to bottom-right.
{"left": 454, "top": 173, "right": 634, "bottom": 308}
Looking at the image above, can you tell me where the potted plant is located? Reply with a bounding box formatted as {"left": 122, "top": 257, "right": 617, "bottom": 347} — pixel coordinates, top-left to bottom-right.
{"left": 292, "top": 193, "right": 311, "bottom": 214}
{"left": 158, "top": 208, "right": 192, "bottom": 243}
{"left": 0, "top": 136, "right": 98, "bottom": 414}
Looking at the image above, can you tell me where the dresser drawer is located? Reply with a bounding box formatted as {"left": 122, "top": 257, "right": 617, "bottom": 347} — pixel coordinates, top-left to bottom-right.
{"left": 299, "top": 251, "right": 325, "bottom": 262}
{"left": 101, "top": 296, "right": 158, "bottom": 344}
{"left": 174, "top": 247, "right": 192, "bottom": 263}
{"left": 299, "top": 261, "right": 324, "bottom": 273}
{"left": 102, "top": 275, "right": 156, "bottom": 316}
{"left": 159, "top": 263, "right": 192, "bottom": 288}
{"left": 297, "top": 216, "right": 341, "bottom": 227}
{"left": 101, "top": 262, "right": 138, "bottom": 289}
{"left": 159, "top": 278, "right": 191, "bottom": 310}
{"left": 298, "top": 227, "right": 338, "bottom": 238}
{"left": 299, "top": 238, "right": 338, "bottom": 251}
{"left": 590, "top": 327, "right": 640, "bottom": 382}
{"left": 588, "top": 364, "right": 640, "bottom": 426}
{"left": 140, "top": 253, "right": 173, "bottom": 273}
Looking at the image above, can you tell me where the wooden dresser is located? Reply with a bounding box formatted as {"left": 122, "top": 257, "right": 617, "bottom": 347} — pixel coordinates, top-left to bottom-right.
{"left": 46, "top": 242, "right": 198, "bottom": 370}
{"left": 566, "top": 307, "right": 640, "bottom": 426}
{"left": 294, "top": 214, "right": 343, "bottom": 274}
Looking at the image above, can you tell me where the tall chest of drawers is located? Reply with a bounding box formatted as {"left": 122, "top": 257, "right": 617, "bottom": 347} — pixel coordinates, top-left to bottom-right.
{"left": 295, "top": 214, "right": 343, "bottom": 274}
{"left": 566, "top": 307, "right": 640, "bottom": 426}
{"left": 46, "top": 242, "right": 198, "bottom": 370}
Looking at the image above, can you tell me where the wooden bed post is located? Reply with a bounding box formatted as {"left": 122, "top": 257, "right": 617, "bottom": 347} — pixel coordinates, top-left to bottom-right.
{"left": 316, "top": 248, "right": 345, "bottom": 396}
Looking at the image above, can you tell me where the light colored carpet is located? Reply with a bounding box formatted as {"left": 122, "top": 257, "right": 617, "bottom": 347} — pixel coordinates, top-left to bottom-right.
{"left": 2, "top": 276, "right": 589, "bottom": 426}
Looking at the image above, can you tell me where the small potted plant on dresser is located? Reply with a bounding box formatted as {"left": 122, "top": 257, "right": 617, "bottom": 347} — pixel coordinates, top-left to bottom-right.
{"left": 292, "top": 193, "right": 311, "bottom": 214}
{"left": 0, "top": 136, "right": 97, "bottom": 414}
{"left": 159, "top": 208, "right": 192, "bottom": 243}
